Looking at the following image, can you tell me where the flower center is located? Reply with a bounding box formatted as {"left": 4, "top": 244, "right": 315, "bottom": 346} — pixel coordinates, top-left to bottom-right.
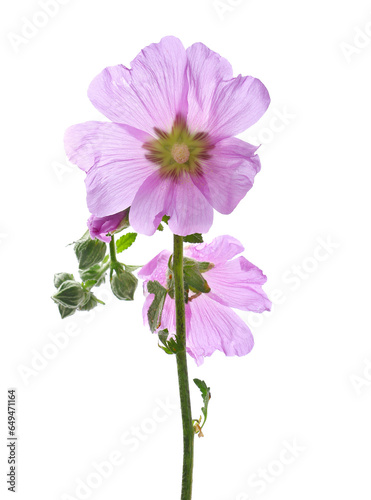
{"left": 142, "top": 114, "right": 213, "bottom": 179}
{"left": 171, "top": 143, "right": 190, "bottom": 164}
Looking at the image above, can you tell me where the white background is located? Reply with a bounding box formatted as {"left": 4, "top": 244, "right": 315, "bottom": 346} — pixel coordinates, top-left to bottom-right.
{"left": 1, "top": 0, "right": 371, "bottom": 499}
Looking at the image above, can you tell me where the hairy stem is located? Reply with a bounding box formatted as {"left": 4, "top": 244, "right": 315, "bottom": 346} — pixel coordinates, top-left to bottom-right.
{"left": 173, "top": 234, "right": 194, "bottom": 500}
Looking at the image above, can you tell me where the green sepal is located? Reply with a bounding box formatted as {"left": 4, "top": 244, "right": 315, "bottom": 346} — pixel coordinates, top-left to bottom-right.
{"left": 193, "top": 378, "right": 211, "bottom": 430}
{"left": 183, "top": 258, "right": 211, "bottom": 294}
{"left": 183, "top": 233, "right": 203, "bottom": 244}
{"left": 116, "top": 232, "right": 137, "bottom": 254}
{"left": 111, "top": 267, "right": 138, "bottom": 301}
{"left": 147, "top": 280, "right": 167, "bottom": 333}
{"left": 124, "top": 264, "right": 142, "bottom": 273}
{"left": 158, "top": 329, "right": 182, "bottom": 354}
{"left": 54, "top": 272, "right": 74, "bottom": 289}
{"left": 58, "top": 304, "right": 76, "bottom": 319}
{"left": 79, "top": 264, "right": 107, "bottom": 287}
{"left": 74, "top": 231, "right": 107, "bottom": 270}
{"left": 52, "top": 280, "right": 86, "bottom": 308}
{"left": 78, "top": 292, "right": 103, "bottom": 311}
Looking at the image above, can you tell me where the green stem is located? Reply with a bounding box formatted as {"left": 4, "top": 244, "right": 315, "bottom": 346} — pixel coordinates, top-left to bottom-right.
{"left": 109, "top": 235, "right": 118, "bottom": 279}
{"left": 173, "top": 234, "right": 194, "bottom": 500}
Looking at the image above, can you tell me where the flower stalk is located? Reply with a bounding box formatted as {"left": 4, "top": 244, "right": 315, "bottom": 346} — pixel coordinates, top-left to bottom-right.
{"left": 173, "top": 234, "right": 194, "bottom": 500}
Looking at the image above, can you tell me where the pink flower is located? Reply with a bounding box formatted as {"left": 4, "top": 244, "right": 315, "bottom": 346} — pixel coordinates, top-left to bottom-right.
{"left": 65, "top": 37, "right": 270, "bottom": 237}
{"left": 87, "top": 209, "right": 129, "bottom": 242}
{"left": 138, "top": 236, "right": 271, "bottom": 365}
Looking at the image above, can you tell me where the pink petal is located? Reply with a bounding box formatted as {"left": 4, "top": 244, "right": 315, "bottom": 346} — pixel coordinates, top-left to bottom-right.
{"left": 138, "top": 249, "right": 171, "bottom": 286}
{"left": 167, "top": 175, "right": 214, "bottom": 236}
{"left": 206, "top": 256, "right": 272, "bottom": 312}
{"left": 130, "top": 171, "right": 214, "bottom": 236}
{"left": 186, "top": 42, "right": 233, "bottom": 132}
{"left": 207, "top": 74, "right": 270, "bottom": 141}
{"left": 65, "top": 122, "right": 155, "bottom": 217}
{"left": 192, "top": 137, "right": 261, "bottom": 214}
{"left": 185, "top": 234, "right": 244, "bottom": 264}
{"left": 186, "top": 294, "right": 254, "bottom": 365}
{"left": 88, "top": 36, "right": 188, "bottom": 135}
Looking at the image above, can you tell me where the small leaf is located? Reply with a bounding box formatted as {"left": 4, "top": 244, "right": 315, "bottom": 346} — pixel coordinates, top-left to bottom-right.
{"left": 162, "top": 215, "right": 170, "bottom": 224}
{"left": 147, "top": 281, "right": 167, "bottom": 333}
{"left": 116, "top": 232, "right": 137, "bottom": 254}
{"left": 193, "top": 378, "right": 211, "bottom": 430}
{"left": 184, "top": 233, "right": 203, "bottom": 244}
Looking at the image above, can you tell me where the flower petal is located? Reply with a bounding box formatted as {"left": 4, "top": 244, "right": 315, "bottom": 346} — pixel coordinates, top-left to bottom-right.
{"left": 186, "top": 294, "right": 254, "bottom": 365}
{"left": 186, "top": 42, "right": 233, "bottom": 132}
{"left": 65, "top": 122, "right": 155, "bottom": 216}
{"left": 206, "top": 256, "right": 271, "bottom": 312}
{"left": 185, "top": 234, "right": 244, "bottom": 265}
{"left": 130, "top": 171, "right": 214, "bottom": 237}
{"left": 207, "top": 75, "right": 270, "bottom": 141}
{"left": 193, "top": 137, "right": 261, "bottom": 215}
{"left": 138, "top": 249, "right": 171, "bottom": 287}
{"left": 88, "top": 36, "right": 188, "bottom": 135}
{"left": 167, "top": 175, "right": 214, "bottom": 236}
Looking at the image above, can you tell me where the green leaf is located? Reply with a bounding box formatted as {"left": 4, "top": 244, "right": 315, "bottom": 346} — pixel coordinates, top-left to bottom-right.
{"left": 74, "top": 232, "right": 107, "bottom": 270}
{"left": 116, "top": 232, "right": 137, "bottom": 254}
{"left": 184, "top": 233, "right": 203, "bottom": 244}
{"left": 193, "top": 378, "right": 211, "bottom": 429}
{"left": 147, "top": 281, "right": 167, "bottom": 333}
{"left": 82, "top": 279, "right": 97, "bottom": 290}
{"left": 111, "top": 268, "right": 138, "bottom": 300}
{"left": 54, "top": 272, "right": 74, "bottom": 289}
{"left": 162, "top": 215, "right": 170, "bottom": 224}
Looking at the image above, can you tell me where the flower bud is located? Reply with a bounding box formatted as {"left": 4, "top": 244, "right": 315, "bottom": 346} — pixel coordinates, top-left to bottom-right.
{"left": 111, "top": 268, "right": 138, "bottom": 301}
{"left": 52, "top": 280, "right": 86, "bottom": 308}
{"left": 54, "top": 272, "right": 74, "bottom": 289}
{"left": 74, "top": 231, "right": 107, "bottom": 270}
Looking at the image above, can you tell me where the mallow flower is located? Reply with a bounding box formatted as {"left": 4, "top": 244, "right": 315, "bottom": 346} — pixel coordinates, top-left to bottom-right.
{"left": 87, "top": 209, "right": 129, "bottom": 242}
{"left": 138, "top": 235, "right": 271, "bottom": 365}
{"left": 65, "top": 36, "right": 270, "bottom": 237}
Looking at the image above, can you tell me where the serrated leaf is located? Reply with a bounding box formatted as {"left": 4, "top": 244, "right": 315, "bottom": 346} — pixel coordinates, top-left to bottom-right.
{"left": 184, "top": 233, "right": 203, "bottom": 244}
{"left": 147, "top": 281, "right": 167, "bottom": 333}
{"left": 194, "top": 378, "right": 211, "bottom": 429}
{"left": 116, "top": 232, "right": 137, "bottom": 254}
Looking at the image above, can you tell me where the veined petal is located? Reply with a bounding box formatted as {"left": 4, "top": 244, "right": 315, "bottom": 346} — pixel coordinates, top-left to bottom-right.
{"left": 186, "top": 294, "right": 254, "bottom": 366}
{"left": 207, "top": 75, "right": 270, "bottom": 141}
{"left": 192, "top": 137, "right": 261, "bottom": 215}
{"left": 206, "top": 256, "right": 272, "bottom": 312}
{"left": 138, "top": 249, "right": 171, "bottom": 287}
{"left": 88, "top": 36, "right": 188, "bottom": 135}
{"left": 186, "top": 42, "right": 233, "bottom": 132}
{"left": 167, "top": 174, "right": 214, "bottom": 236}
{"left": 130, "top": 171, "right": 214, "bottom": 237}
{"left": 185, "top": 234, "right": 244, "bottom": 265}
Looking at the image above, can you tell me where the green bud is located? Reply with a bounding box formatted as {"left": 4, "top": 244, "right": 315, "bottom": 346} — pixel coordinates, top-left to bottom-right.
{"left": 79, "top": 264, "right": 107, "bottom": 287}
{"left": 54, "top": 272, "right": 74, "bottom": 289}
{"left": 58, "top": 304, "right": 76, "bottom": 319}
{"left": 52, "top": 280, "right": 86, "bottom": 308}
{"left": 74, "top": 231, "right": 106, "bottom": 270}
{"left": 111, "top": 268, "right": 138, "bottom": 301}
{"left": 78, "top": 292, "right": 99, "bottom": 311}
